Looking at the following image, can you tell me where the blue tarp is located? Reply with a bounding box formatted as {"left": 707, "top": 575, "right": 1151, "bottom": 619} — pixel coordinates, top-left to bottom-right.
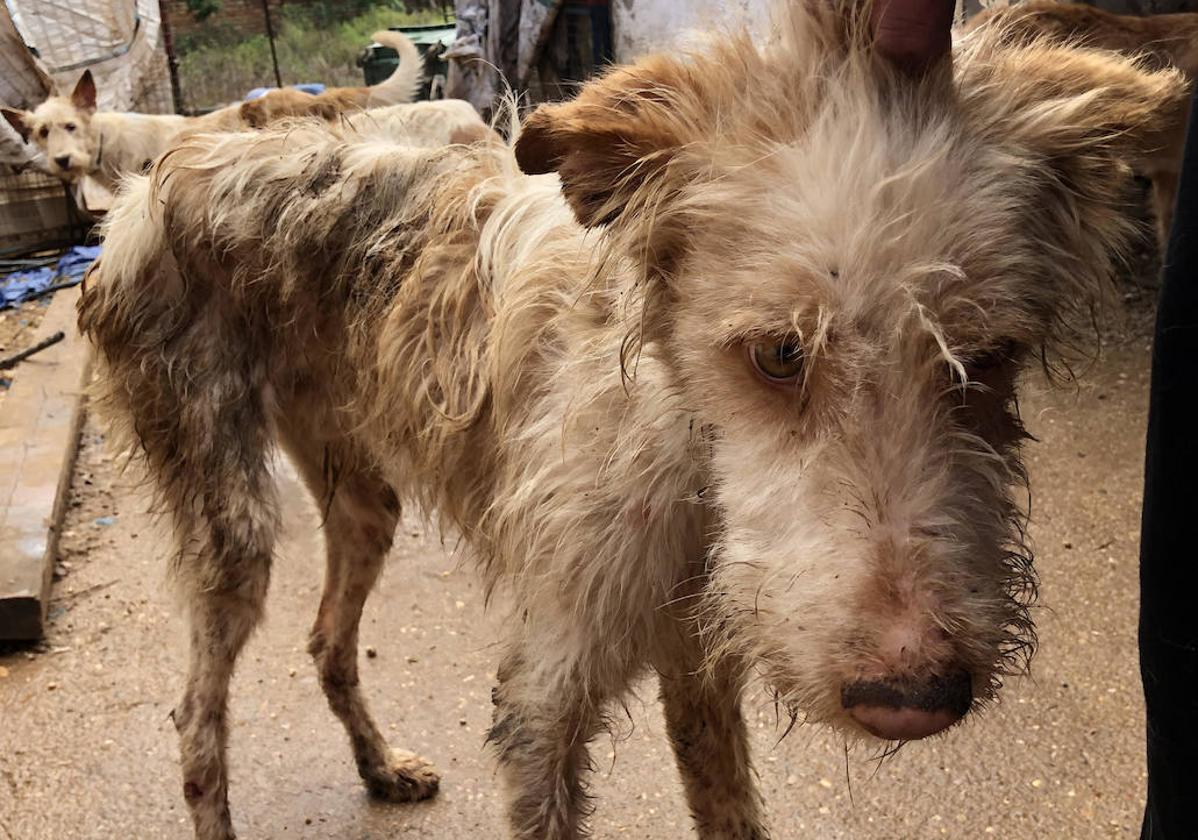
{"left": 244, "top": 82, "right": 326, "bottom": 100}
{"left": 0, "top": 245, "right": 101, "bottom": 310}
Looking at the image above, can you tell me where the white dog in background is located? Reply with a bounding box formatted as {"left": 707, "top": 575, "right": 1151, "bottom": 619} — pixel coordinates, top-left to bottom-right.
{"left": 1, "top": 31, "right": 426, "bottom": 200}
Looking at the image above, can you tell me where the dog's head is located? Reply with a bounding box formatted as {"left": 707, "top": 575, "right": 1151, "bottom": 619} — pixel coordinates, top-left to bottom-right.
{"left": 3, "top": 70, "right": 100, "bottom": 180}
{"left": 238, "top": 91, "right": 289, "bottom": 129}
{"left": 516, "top": 3, "right": 1185, "bottom": 741}
{"left": 239, "top": 89, "right": 336, "bottom": 129}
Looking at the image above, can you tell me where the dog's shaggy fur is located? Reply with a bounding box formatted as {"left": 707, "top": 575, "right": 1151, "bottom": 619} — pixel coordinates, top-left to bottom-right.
{"left": 2, "top": 31, "right": 422, "bottom": 191}
{"left": 237, "top": 31, "right": 423, "bottom": 127}
{"left": 967, "top": 0, "right": 1198, "bottom": 246}
{"left": 79, "top": 3, "right": 1185, "bottom": 838}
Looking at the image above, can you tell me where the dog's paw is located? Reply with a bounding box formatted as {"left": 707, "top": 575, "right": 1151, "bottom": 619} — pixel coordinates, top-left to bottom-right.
{"left": 362, "top": 749, "right": 440, "bottom": 802}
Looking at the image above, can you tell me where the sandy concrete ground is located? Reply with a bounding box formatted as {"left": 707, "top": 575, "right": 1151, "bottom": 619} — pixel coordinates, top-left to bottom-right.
{"left": 0, "top": 298, "right": 50, "bottom": 407}
{"left": 0, "top": 318, "right": 1155, "bottom": 839}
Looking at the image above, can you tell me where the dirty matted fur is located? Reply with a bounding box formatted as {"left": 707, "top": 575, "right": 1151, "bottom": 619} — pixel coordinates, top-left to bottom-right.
{"left": 79, "top": 3, "right": 1185, "bottom": 839}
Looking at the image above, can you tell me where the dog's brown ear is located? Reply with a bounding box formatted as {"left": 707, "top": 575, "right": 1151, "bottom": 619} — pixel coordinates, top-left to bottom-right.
{"left": 512, "top": 109, "right": 561, "bottom": 176}
{"left": 969, "top": 41, "right": 1189, "bottom": 281}
{"left": 514, "top": 3, "right": 954, "bottom": 229}
{"left": 71, "top": 70, "right": 97, "bottom": 112}
{"left": 515, "top": 56, "right": 703, "bottom": 228}
{"left": 2, "top": 108, "right": 31, "bottom": 142}
{"left": 967, "top": 44, "right": 1187, "bottom": 183}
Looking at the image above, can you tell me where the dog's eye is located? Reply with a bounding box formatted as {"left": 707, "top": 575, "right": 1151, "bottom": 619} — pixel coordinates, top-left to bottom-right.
{"left": 749, "top": 338, "right": 805, "bottom": 384}
{"left": 967, "top": 340, "right": 1017, "bottom": 374}
{"left": 64, "top": 122, "right": 75, "bottom": 132}
{"left": 38, "top": 126, "right": 48, "bottom": 139}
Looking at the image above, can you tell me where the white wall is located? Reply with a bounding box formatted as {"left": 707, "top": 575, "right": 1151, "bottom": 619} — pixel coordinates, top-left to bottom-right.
{"left": 612, "top": 0, "right": 774, "bottom": 62}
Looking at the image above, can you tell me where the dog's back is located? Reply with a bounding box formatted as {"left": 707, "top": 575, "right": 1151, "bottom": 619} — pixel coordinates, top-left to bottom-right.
{"left": 79, "top": 124, "right": 578, "bottom": 544}
{"left": 348, "top": 99, "right": 494, "bottom": 146}
{"left": 239, "top": 31, "right": 424, "bottom": 127}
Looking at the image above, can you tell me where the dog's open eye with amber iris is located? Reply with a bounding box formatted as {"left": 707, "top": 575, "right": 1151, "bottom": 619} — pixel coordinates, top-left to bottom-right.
{"left": 748, "top": 338, "right": 805, "bottom": 385}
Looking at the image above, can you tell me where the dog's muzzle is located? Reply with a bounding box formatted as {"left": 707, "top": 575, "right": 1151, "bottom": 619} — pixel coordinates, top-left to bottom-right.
{"left": 840, "top": 669, "right": 973, "bottom": 740}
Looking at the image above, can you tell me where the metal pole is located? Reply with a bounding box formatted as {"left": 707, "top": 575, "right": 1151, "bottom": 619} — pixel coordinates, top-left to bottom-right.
{"left": 259, "top": 0, "right": 283, "bottom": 89}
{"left": 158, "top": 0, "right": 185, "bottom": 113}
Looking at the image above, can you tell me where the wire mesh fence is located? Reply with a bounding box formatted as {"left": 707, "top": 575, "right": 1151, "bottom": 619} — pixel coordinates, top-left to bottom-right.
{"left": 0, "top": 169, "right": 86, "bottom": 255}
{"left": 0, "top": 1, "right": 466, "bottom": 250}
{"left": 8, "top": 0, "right": 175, "bottom": 115}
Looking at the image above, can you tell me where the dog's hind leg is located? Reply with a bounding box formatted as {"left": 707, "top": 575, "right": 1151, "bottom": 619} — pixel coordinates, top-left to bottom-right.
{"left": 654, "top": 621, "right": 766, "bottom": 840}
{"left": 164, "top": 367, "right": 279, "bottom": 840}
{"left": 174, "top": 524, "right": 273, "bottom": 840}
{"left": 280, "top": 428, "right": 439, "bottom": 802}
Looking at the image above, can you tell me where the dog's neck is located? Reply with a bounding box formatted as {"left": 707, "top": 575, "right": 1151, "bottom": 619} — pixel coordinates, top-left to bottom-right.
{"left": 86, "top": 111, "right": 189, "bottom": 190}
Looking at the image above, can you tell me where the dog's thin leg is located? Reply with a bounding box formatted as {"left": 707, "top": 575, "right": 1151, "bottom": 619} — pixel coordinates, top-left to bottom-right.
{"left": 123, "top": 320, "right": 280, "bottom": 840}
{"left": 175, "top": 570, "right": 270, "bottom": 840}
{"left": 1151, "top": 168, "right": 1179, "bottom": 255}
{"left": 282, "top": 432, "right": 439, "bottom": 802}
{"left": 489, "top": 630, "right": 639, "bottom": 840}
{"left": 311, "top": 474, "right": 439, "bottom": 801}
{"left": 170, "top": 483, "right": 276, "bottom": 840}
{"left": 657, "top": 640, "right": 766, "bottom": 840}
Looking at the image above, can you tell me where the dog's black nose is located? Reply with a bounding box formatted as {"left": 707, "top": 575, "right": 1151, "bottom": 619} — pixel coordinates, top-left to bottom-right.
{"left": 841, "top": 669, "right": 972, "bottom": 740}
{"left": 53, "top": 155, "right": 71, "bottom": 170}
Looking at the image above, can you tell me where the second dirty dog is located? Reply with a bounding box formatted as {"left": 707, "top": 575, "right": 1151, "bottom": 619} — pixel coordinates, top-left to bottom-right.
{"left": 79, "top": 2, "right": 1185, "bottom": 839}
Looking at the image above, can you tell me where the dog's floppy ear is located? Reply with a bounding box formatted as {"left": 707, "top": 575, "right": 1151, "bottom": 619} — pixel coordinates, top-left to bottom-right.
{"left": 515, "top": 56, "right": 704, "bottom": 228}
{"left": 2, "top": 108, "right": 31, "bottom": 142}
{"left": 71, "top": 70, "right": 97, "bottom": 112}
{"left": 1003, "top": 49, "right": 1181, "bottom": 159}
{"left": 965, "top": 42, "right": 1187, "bottom": 205}
{"left": 959, "top": 37, "right": 1188, "bottom": 356}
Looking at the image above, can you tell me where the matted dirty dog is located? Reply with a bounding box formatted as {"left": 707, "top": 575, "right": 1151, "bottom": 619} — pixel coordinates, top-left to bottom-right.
{"left": 78, "top": 1, "right": 1184, "bottom": 838}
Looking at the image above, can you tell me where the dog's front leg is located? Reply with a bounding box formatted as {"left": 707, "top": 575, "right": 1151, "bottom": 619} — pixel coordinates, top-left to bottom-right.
{"left": 653, "top": 605, "right": 767, "bottom": 840}
{"left": 651, "top": 567, "right": 771, "bottom": 834}
{"left": 488, "top": 624, "right": 641, "bottom": 840}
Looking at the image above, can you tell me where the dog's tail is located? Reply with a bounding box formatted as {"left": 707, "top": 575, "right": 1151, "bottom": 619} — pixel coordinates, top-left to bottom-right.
{"left": 77, "top": 174, "right": 174, "bottom": 368}
{"left": 366, "top": 30, "right": 424, "bottom": 107}
{"left": 77, "top": 174, "right": 185, "bottom": 464}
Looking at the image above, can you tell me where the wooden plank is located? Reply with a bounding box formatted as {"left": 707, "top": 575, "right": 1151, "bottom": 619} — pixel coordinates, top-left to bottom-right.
{"left": 0, "top": 285, "right": 90, "bottom": 640}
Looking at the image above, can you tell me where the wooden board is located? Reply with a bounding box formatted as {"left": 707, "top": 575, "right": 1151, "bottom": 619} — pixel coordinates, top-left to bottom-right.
{"left": 0, "top": 285, "right": 90, "bottom": 640}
